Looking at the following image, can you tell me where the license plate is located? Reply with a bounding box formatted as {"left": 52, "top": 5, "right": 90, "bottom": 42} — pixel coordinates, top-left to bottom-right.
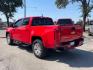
{"left": 70, "top": 41, "right": 75, "bottom": 46}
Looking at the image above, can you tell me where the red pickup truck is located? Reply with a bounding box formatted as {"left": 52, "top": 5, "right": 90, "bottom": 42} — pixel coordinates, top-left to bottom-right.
{"left": 6, "top": 17, "right": 84, "bottom": 58}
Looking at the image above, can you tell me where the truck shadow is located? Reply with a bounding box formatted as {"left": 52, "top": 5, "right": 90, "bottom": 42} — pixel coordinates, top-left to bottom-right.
{"left": 45, "top": 49, "right": 93, "bottom": 68}
{"left": 18, "top": 45, "right": 33, "bottom": 53}
{"left": 18, "top": 45, "right": 93, "bottom": 68}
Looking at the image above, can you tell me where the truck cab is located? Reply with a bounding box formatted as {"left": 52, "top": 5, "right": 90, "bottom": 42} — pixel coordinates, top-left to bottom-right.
{"left": 6, "top": 17, "right": 84, "bottom": 58}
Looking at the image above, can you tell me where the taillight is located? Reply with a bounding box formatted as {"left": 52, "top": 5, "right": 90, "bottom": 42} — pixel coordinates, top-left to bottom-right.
{"left": 54, "top": 27, "right": 61, "bottom": 46}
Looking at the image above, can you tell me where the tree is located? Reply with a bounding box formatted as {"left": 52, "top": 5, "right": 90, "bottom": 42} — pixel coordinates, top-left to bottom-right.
{"left": 0, "top": 0, "right": 23, "bottom": 26}
{"left": 76, "top": 19, "right": 83, "bottom": 26}
{"left": 55, "top": 0, "right": 93, "bottom": 31}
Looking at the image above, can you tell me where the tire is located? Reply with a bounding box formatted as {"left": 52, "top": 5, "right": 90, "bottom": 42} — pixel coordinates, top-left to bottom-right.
{"left": 6, "top": 34, "right": 14, "bottom": 45}
{"left": 32, "top": 39, "right": 47, "bottom": 59}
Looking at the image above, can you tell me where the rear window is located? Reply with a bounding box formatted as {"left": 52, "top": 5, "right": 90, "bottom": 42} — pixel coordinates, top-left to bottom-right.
{"left": 32, "top": 17, "right": 54, "bottom": 26}
{"left": 57, "top": 19, "right": 73, "bottom": 25}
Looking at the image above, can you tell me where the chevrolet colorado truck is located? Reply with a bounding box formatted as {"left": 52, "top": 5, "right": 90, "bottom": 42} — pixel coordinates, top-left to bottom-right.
{"left": 6, "top": 17, "right": 84, "bottom": 58}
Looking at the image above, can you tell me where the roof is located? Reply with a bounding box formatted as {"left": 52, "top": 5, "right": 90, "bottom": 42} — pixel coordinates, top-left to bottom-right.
{"left": 18, "top": 16, "right": 52, "bottom": 20}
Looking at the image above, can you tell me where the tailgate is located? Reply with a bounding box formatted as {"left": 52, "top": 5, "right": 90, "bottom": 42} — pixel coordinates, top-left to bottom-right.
{"left": 60, "top": 25, "right": 83, "bottom": 42}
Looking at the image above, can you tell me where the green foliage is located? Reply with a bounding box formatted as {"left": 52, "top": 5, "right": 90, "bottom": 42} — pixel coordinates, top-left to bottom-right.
{"left": 55, "top": 0, "right": 93, "bottom": 17}
{"left": 55, "top": 0, "right": 69, "bottom": 9}
{"left": 55, "top": 0, "right": 93, "bottom": 31}
{"left": 0, "top": 0, "right": 23, "bottom": 16}
{"left": 0, "top": 0, "right": 23, "bottom": 26}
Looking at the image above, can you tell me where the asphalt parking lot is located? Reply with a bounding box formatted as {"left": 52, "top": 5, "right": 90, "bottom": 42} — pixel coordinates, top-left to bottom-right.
{"left": 0, "top": 30, "right": 93, "bottom": 70}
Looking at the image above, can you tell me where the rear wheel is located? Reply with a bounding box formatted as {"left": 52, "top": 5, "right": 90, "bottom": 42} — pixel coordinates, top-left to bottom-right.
{"left": 6, "top": 34, "right": 14, "bottom": 45}
{"left": 32, "top": 39, "right": 47, "bottom": 59}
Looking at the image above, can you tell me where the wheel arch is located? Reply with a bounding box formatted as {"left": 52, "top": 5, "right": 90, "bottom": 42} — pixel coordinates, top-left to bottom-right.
{"left": 32, "top": 36, "right": 42, "bottom": 43}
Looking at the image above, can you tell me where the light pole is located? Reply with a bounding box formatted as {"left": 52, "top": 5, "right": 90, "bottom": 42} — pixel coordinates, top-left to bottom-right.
{"left": 24, "top": 0, "right": 26, "bottom": 17}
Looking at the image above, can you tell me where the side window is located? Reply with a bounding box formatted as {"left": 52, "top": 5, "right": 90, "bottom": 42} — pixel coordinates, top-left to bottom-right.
{"left": 23, "top": 18, "right": 29, "bottom": 25}
{"left": 14, "top": 19, "right": 23, "bottom": 27}
{"left": 32, "top": 18, "right": 53, "bottom": 26}
{"left": 32, "top": 18, "right": 41, "bottom": 26}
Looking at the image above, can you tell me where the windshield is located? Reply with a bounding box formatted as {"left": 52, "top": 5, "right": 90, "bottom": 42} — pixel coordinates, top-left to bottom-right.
{"left": 32, "top": 17, "right": 54, "bottom": 26}
{"left": 57, "top": 19, "right": 73, "bottom": 25}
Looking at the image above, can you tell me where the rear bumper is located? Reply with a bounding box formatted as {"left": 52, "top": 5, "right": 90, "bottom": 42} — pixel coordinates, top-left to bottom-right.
{"left": 55, "top": 38, "right": 84, "bottom": 49}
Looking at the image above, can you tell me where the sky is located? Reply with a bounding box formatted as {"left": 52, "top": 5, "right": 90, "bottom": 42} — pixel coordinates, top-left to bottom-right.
{"left": 1, "top": 0, "right": 93, "bottom": 22}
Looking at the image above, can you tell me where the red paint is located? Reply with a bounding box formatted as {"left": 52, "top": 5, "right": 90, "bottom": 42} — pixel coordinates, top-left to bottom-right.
{"left": 6, "top": 17, "right": 84, "bottom": 49}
